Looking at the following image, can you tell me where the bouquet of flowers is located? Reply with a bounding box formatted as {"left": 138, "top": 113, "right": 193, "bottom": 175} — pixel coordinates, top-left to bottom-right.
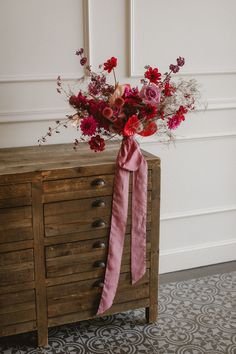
{"left": 39, "top": 48, "right": 200, "bottom": 151}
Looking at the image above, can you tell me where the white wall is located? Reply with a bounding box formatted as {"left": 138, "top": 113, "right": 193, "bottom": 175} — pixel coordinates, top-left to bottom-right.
{"left": 0, "top": 0, "right": 235, "bottom": 273}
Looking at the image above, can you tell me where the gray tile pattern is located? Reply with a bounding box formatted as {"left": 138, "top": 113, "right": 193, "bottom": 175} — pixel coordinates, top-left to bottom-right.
{"left": 0, "top": 271, "right": 236, "bottom": 354}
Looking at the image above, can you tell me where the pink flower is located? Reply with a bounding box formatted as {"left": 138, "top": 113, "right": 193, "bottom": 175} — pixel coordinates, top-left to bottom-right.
{"left": 140, "top": 83, "right": 161, "bottom": 105}
{"left": 80, "top": 116, "right": 97, "bottom": 136}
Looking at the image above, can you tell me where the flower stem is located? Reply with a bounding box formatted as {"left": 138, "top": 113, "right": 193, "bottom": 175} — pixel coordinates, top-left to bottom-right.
{"left": 113, "top": 68, "right": 117, "bottom": 86}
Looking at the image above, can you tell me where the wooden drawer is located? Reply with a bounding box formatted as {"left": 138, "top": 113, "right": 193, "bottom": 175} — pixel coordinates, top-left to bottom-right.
{"left": 44, "top": 194, "right": 152, "bottom": 238}
{"left": 43, "top": 173, "right": 152, "bottom": 203}
{"left": 47, "top": 270, "right": 150, "bottom": 319}
{"left": 0, "top": 206, "right": 33, "bottom": 244}
{"left": 45, "top": 232, "right": 151, "bottom": 278}
{"left": 0, "top": 183, "right": 31, "bottom": 208}
{"left": 0, "top": 249, "right": 34, "bottom": 286}
{"left": 0, "top": 289, "right": 36, "bottom": 337}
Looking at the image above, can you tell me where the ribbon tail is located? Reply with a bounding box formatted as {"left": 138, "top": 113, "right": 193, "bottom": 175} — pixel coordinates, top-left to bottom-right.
{"left": 131, "top": 150, "right": 148, "bottom": 284}
{"left": 96, "top": 165, "right": 129, "bottom": 315}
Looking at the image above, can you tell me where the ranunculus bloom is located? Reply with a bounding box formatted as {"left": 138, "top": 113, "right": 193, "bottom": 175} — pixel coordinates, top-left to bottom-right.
{"left": 103, "top": 57, "right": 117, "bottom": 73}
{"left": 140, "top": 83, "right": 161, "bottom": 105}
{"left": 88, "top": 135, "right": 105, "bottom": 152}
{"left": 102, "top": 107, "right": 113, "bottom": 120}
{"left": 123, "top": 115, "right": 141, "bottom": 136}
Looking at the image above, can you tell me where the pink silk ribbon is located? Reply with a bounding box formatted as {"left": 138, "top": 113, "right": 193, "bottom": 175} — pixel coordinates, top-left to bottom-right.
{"left": 96, "top": 136, "right": 148, "bottom": 315}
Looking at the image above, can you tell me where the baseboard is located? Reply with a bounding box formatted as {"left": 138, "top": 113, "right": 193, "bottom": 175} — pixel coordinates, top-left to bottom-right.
{"left": 159, "top": 238, "right": 236, "bottom": 274}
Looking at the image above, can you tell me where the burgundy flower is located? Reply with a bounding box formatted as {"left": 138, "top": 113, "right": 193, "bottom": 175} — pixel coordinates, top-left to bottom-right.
{"left": 141, "top": 104, "right": 157, "bottom": 119}
{"left": 177, "top": 56, "right": 185, "bottom": 67}
{"left": 80, "top": 116, "right": 97, "bottom": 136}
{"left": 88, "top": 135, "right": 105, "bottom": 152}
{"left": 144, "top": 67, "right": 161, "bottom": 83}
{"left": 169, "top": 64, "right": 179, "bottom": 73}
{"left": 76, "top": 48, "right": 84, "bottom": 56}
{"left": 80, "top": 57, "right": 87, "bottom": 66}
{"left": 104, "top": 57, "right": 117, "bottom": 73}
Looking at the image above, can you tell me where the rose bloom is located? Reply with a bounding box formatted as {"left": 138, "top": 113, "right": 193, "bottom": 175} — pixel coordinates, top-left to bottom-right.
{"left": 140, "top": 83, "right": 161, "bottom": 105}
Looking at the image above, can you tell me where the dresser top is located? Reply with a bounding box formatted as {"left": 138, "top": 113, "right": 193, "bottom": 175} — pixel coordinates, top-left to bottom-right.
{"left": 0, "top": 142, "right": 160, "bottom": 177}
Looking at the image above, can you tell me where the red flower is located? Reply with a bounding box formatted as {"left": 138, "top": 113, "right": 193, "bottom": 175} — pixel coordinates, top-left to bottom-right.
{"left": 138, "top": 122, "right": 158, "bottom": 136}
{"left": 88, "top": 135, "right": 105, "bottom": 152}
{"left": 144, "top": 67, "right": 161, "bottom": 83}
{"left": 123, "top": 115, "right": 140, "bottom": 137}
{"left": 164, "top": 82, "right": 175, "bottom": 96}
{"left": 80, "top": 116, "right": 97, "bottom": 136}
{"left": 104, "top": 57, "right": 117, "bottom": 73}
{"left": 140, "top": 104, "right": 157, "bottom": 120}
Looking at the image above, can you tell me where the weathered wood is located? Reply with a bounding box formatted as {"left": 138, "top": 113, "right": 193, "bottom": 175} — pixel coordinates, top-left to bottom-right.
{"left": 0, "top": 142, "right": 160, "bottom": 346}
{"left": 48, "top": 298, "right": 150, "bottom": 327}
{"left": 146, "top": 161, "right": 160, "bottom": 323}
{"left": 0, "top": 321, "right": 37, "bottom": 337}
{"left": 32, "top": 181, "right": 48, "bottom": 347}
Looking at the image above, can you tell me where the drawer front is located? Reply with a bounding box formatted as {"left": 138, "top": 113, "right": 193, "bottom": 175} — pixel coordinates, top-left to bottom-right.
{"left": 43, "top": 173, "right": 152, "bottom": 203}
{"left": 0, "top": 249, "right": 34, "bottom": 286}
{"left": 0, "top": 183, "right": 31, "bottom": 208}
{"left": 0, "top": 289, "right": 36, "bottom": 337}
{"left": 45, "top": 232, "right": 151, "bottom": 278}
{"left": 43, "top": 174, "right": 114, "bottom": 203}
{"left": 44, "top": 193, "right": 152, "bottom": 238}
{"left": 0, "top": 206, "right": 33, "bottom": 244}
{"left": 47, "top": 270, "right": 150, "bottom": 318}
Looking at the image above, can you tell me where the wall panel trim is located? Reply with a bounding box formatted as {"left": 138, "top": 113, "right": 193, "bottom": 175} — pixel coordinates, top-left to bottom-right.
{"left": 129, "top": 0, "right": 236, "bottom": 77}
{"left": 160, "top": 204, "right": 236, "bottom": 221}
{"left": 160, "top": 238, "right": 236, "bottom": 273}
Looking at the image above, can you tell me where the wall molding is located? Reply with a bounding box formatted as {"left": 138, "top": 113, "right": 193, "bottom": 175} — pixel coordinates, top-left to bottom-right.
{"left": 0, "top": 74, "right": 81, "bottom": 84}
{"left": 129, "top": 0, "right": 236, "bottom": 78}
{"left": 159, "top": 238, "right": 236, "bottom": 273}
{"left": 1, "top": 97, "right": 236, "bottom": 124}
{"left": 0, "top": 0, "right": 91, "bottom": 84}
{"left": 160, "top": 204, "right": 236, "bottom": 222}
{"left": 0, "top": 108, "right": 72, "bottom": 123}
{"left": 139, "top": 131, "right": 236, "bottom": 146}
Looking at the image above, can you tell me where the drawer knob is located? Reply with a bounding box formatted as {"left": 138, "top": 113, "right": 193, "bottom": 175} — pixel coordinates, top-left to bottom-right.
{"left": 93, "top": 280, "right": 104, "bottom": 288}
{"left": 92, "top": 219, "right": 106, "bottom": 228}
{"left": 93, "top": 241, "right": 106, "bottom": 249}
{"left": 92, "top": 199, "right": 106, "bottom": 208}
{"left": 93, "top": 260, "right": 106, "bottom": 268}
{"left": 91, "top": 178, "right": 106, "bottom": 187}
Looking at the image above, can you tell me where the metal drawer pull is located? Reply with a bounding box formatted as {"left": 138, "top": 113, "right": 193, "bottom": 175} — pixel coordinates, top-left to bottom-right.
{"left": 93, "top": 260, "right": 106, "bottom": 268}
{"left": 92, "top": 199, "right": 106, "bottom": 208}
{"left": 91, "top": 178, "right": 106, "bottom": 187}
{"left": 93, "top": 241, "right": 106, "bottom": 249}
{"left": 92, "top": 219, "right": 106, "bottom": 228}
{"left": 93, "top": 280, "right": 104, "bottom": 288}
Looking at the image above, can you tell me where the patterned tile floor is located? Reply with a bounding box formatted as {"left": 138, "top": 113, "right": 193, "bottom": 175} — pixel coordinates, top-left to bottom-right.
{"left": 0, "top": 271, "right": 235, "bottom": 354}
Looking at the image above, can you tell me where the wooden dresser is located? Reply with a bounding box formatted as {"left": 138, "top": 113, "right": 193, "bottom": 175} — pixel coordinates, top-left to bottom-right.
{"left": 0, "top": 142, "right": 160, "bottom": 347}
